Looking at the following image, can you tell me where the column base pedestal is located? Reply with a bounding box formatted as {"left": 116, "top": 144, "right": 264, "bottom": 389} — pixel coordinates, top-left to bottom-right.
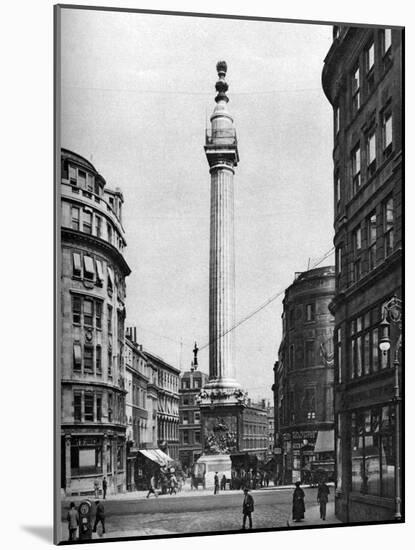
{"left": 196, "top": 454, "right": 232, "bottom": 489}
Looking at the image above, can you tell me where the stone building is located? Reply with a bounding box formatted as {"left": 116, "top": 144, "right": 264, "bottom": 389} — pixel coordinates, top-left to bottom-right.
{"left": 60, "top": 148, "right": 130, "bottom": 496}
{"left": 144, "top": 352, "right": 180, "bottom": 461}
{"left": 276, "top": 266, "right": 336, "bottom": 485}
{"left": 124, "top": 328, "right": 159, "bottom": 490}
{"left": 322, "top": 25, "right": 403, "bottom": 522}
{"left": 179, "top": 364, "right": 209, "bottom": 469}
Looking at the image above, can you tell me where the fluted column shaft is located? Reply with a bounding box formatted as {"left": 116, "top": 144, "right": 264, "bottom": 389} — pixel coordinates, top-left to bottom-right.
{"left": 209, "top": 162, "right": 236, "bottom": 383}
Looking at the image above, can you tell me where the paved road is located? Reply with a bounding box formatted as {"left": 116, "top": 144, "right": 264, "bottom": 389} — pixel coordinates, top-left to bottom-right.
{"left": 60, "top": 487, "right": 340, "bottom": 541}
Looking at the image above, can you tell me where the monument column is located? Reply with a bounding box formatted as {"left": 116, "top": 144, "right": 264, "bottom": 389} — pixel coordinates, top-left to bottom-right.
{"left": 197, "top": 61, "right": 246, "bottom": 487}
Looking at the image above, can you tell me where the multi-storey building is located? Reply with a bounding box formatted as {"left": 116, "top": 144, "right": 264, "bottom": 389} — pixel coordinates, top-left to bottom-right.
{"left": 276, "top": 267, "right": 335, "bottom": 484}
{"left": 60, "top": 149, "right": 130, "bottom": 496}
{"left": 322, "top": 25, "right": 403, "bottom": 522}
{"left": 144, "top": 352, "right": 180, "bottom": 461}
{"left": 179, "top": 366, "right": 209, "bottom": 469}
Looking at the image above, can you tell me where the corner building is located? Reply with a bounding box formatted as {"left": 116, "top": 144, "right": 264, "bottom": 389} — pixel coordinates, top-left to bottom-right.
{"left": 276, "top": 267, "right": 335, "bottom": 484}
{"left": 60, "top": 149, "right": 131, "bottom": 496}
{"left": 322, "top": 26, "right": 403, "bottom": 522}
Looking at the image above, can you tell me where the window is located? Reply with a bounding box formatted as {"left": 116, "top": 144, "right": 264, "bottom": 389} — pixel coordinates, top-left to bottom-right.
{"left": 336, "top": 328, "right": 342, "bottom": 383}
{"left": 352, "top": 64, "right": 360, "bottom": 114}
{"left": 351, "top": 144, "right": 361, "bottom": 194}
{"left": 193, "top": 379, "right": 201, "bottom": 389}
{"left": 182, "top": 412, "right": 189, "bottom": 425}
{"left": 73, "top": 343, "right": 82, "bottom": 371}
{"left": 69, "top": 165, "right": 77, "bottom": 185}
{"left": 107, "top": 267, "right": 114, "bottom": 295}
{"left": 73, "top": 252, "right": 82, "bottom": 278}
{"left": 183, "top": 431, "right": 189, "bottom": 444}
{"left": 71, "top": 207, "right": 80, "bottom": 231}
{"left": 195, "top": 430, "right": 201, "bottom": 444}
{"left": 83, "top": 299, "right": 93, "bottom": 327}
{"left": 334, "top": 105, "right": 340, "bottom": 136}
{"left": 182, "top": 379, "right": 190, "bottom": 389}
{"left": 194, "top": 411, "right": 201, "bottom": 424}
{"left": 382, "top": 29, "right": 392, "bottom": 67}
{"left": 74, "top": 393, "right": 82, "bottom": 421}
{"left": 302, "top": 388, "right": 315, "bottom": 420}
{"left": 83, "top": 256, "right": 95, "bottom": 281}
{"left": 83, "top": 210, "right": 92, "bottom": 234}
{"left": 107, "top": 305, "right": 113, "bottom": 334}
{"left": 96, "top": 260, "right": 104, "bottom": 286}
{"left": 289, "top": 345, "right": 294, "bottom": 370}
{"left": 382, "top": 110, "right": 393, "bottom": 157}
{"left": 72, "top": 295, "right": 81, "bottom": 324}
{"left": 349, "top": 307, "right": 382, "bottom": 379}
{"left": 84, "top": 392, "right": 94, "bottom": 421}
{"left": 94, "top": 180, "right": 100, "bottom": 196}
{"left": 335, "top": 174, "right": 341, "bottom": 210}
{"left": 353, "top": 226, "right": 362, "bottom": 282}
{"left": 367, "top": 130, "right": 376, "bottom": 176}
{"left": 367, "top": 213, "right": 377, "bottom": 270}
{"left": 336, "top": 246, "right": 342, "bottom": 275}
{"left": 95, "top": 301, "right": 102, "bottom": 329}
{"left": 96, "top": 395, "right": 102, "bottom": 421}
{"left": 84, "top": 345, "right": 94, "bottom": 373}
{"left": 383, "top": 197, "right": 394, "bottom": 257}
{"left": 108, "top": 348, "right": 113, "bottom": 378}
{"left": 306, "top": 303, "right": 315, "bottom": 322}
{"left": 95, "top": 215, "right": 102, "bottom": 238}
{"left": 87, "top": 173, "right": 94, "bottom": 192}
{"left": 305, "top": 340, "right": 314, "bottom": 367}
{"left": 78, "top": 170, "right": 86, "bottom": 189}
{"left": 107, "top": 223, "right": 112, "bottom": 244}
{"left": 366, "top": 41, "right": 375, "bottom": 94}
{"left": 96, "top": 345, "right": 102, "bottom": 374}
{"left": 351, "top": 406, "right": 395, "bottom": 497}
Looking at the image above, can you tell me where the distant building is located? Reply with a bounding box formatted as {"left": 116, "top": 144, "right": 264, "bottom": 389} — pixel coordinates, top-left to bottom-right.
{"left": 179, "top": 365, "right": 209, "bottom": 469}
{"left": 322, "top": 25, "right": 403, "bottom": 522}
{"left": 60, "top": 148, "right": 130, "bottom": 496}
{"left": 144, "top": 352, "right": 181, "bottom": 461}
{"left": 275, "top": 266, "right": 335, "bottom": 485}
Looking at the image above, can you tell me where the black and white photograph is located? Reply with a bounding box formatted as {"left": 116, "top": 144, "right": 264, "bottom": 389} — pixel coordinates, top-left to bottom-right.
{"left": 53, "top": 3, "right": 403, "bottom": 545}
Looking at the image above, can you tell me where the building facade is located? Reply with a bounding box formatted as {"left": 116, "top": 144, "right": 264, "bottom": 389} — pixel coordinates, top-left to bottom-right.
{"left": 179, "top": 367, "right": 209, "bottom": 469}
{"left": 144, "top": 352, "right": 180, "bottom": 461}
{"left": 276, "top": 267, "right": 336, "bottom": 485}
{"left": 322, "top": 26, "right": 403, "bottom": 522}
{"left": 60, "top": 149, "right": 130, "bottom": 496}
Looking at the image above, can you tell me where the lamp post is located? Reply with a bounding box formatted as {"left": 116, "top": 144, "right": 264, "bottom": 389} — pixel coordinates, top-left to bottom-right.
{"left": 379, "top": 295, "right": 402, "bottom": 521}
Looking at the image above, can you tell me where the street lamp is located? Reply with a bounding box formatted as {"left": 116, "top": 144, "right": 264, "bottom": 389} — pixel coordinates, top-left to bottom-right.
{"left": 379, "top": 295, "right": 402, "bottom": 521}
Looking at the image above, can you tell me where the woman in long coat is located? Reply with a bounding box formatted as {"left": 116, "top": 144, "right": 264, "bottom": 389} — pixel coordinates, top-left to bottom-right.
{"left": 292, "top": 481, "right": 305, "bottom": 521}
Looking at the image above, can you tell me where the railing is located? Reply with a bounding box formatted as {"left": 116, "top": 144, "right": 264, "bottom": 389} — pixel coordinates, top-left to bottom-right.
{"left": 205, "top": 128, "right": 237, "bottom": 146}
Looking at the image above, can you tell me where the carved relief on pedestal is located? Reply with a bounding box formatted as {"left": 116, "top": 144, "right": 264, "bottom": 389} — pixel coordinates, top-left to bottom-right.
{"left": 203, "top": 414, "right": 238, "bottom": 455}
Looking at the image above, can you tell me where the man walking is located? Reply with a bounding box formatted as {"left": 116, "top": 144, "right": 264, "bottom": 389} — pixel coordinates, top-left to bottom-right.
{"left": 92, "top": 500, "right": 106, "bottom": 535}
{"left": 242, "top": 488, "right": 254, "bottom": 529}
{"left": 102, "top": 477, "right": 107, "bottom": 500}
{"left": 146, "top": 475, "right": 158, "bottom": 499}
{"left": 67, "top": 502, "right": 79, "bottom": 541}
{"left": 214, "top": 472, "right": 219, "bottom": 495}
{"left": 317, "top": 480, "right": 330, "bottom": 520}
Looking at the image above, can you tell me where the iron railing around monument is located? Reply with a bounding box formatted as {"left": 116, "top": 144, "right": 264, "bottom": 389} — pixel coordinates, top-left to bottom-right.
{"left": 205, "top": 128, "right": 238, "bottom": 147}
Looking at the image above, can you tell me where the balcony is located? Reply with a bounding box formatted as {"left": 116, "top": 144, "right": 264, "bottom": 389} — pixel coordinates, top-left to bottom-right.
{"left": 205, "top": 128, "right": 237, "bottom": 147}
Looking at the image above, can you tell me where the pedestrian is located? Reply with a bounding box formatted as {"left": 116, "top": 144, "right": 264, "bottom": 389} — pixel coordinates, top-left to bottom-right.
{"left": 214, "top": 472, "right": 219, "bottom": 495}
{"left": 146, "top": 475, "right": 158, "bottom": 498}
{"left": 93, "top": 500, "right": 106, "bottom": 535}
{"left": 242, "top": 488, "right": 254, "bottom": 529}
{"left": 169, "top": 473, "right": 177, "bottom": 495}
{"left": 67, "top": 502, "right": 79, "bottom": 541}
{"left": 94, "top": 478, "right": 100, "bottom": 498}
{"left": 317, "top": 480, "right": 330, "bottom": 520}
{"left": 102, "top": 477, "right": 107, "bottom": 500}
{"left": 220, "top": 474, "right": 227, "bottom": 491}
{"left": 292, "top": 481, "right": 305, "bottom": 522}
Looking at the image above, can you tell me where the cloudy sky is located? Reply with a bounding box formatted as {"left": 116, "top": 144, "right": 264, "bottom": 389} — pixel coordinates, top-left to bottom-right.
{"left": 60, "top": 8, "right": 334, "bottom": 400}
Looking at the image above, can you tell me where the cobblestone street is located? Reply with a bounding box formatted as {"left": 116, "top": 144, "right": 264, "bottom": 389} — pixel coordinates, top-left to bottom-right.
{"left": 60, "top": 487, "right": 340, "bottom": 542}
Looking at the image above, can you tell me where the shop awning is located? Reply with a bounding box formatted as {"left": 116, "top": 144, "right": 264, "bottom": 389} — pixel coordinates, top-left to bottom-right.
{"left": 314, "top": 430, "right": 334, "bottom": 453}
{"left": 138, "top": 449, "right": 173, "bottom": 466}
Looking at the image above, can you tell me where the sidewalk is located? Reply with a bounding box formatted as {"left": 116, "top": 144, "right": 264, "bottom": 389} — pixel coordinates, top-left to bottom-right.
{"left": 287, "top": 500, "right": 341, "bottom": 527}
{"left": 61, "top": 483, "right": 299, "bottom": 504}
